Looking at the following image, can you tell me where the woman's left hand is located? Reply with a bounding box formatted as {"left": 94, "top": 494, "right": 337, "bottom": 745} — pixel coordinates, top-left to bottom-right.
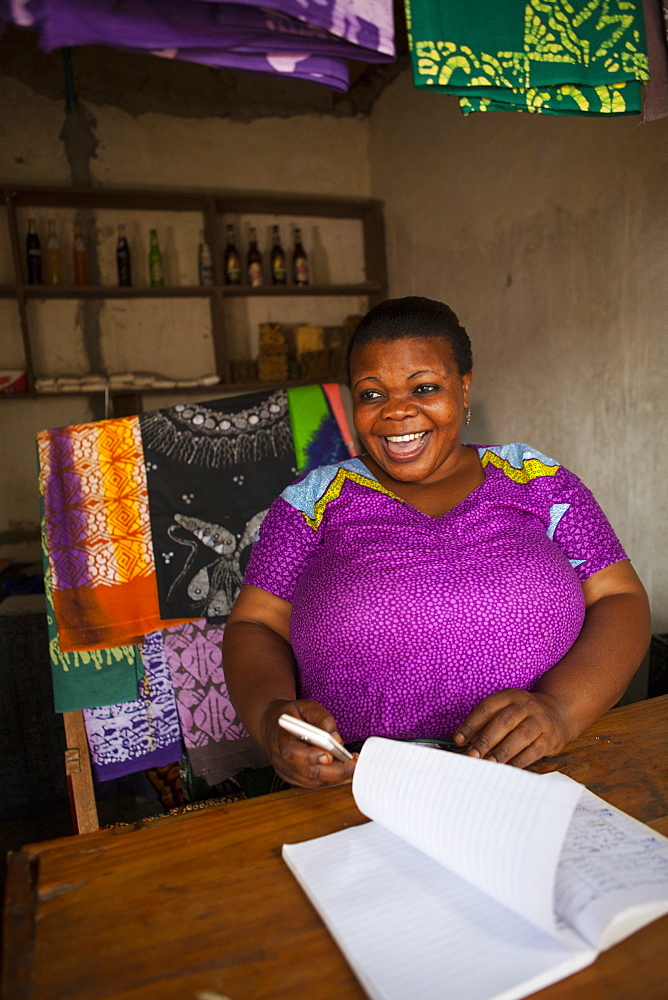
{"left": 453, "top": 689, "right": 573, "bottom": 768}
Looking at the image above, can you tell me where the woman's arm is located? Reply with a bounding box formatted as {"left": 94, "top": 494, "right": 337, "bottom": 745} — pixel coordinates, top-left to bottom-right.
{"left": 223, "top": 584, "right": 357, "bottom": 788}
{"left": 453, "top": 561, "right": 651, "bottom": 767}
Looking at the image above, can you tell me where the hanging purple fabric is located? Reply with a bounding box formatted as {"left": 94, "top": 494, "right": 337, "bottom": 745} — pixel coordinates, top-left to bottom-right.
{"left": 83, "top": 630, "right": 182, "bottom": 782}
{"left": 193, "top": 0, "right": 395, "bottom": 58}
{"left": 9, "top": 0, "right": 395, "bottom": 91}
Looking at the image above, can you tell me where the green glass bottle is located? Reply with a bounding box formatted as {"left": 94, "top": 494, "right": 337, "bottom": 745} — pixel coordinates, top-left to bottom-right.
{"left": 148, "top": 228, "right": 164, "bottom": 287}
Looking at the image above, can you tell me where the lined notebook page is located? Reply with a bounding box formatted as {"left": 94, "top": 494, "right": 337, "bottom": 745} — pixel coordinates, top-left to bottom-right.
{"left": 352, "top": 738, "right": 582, "bottom": 935}
{"left": 282, "top": 821, "right": 594, "bottom": 1000}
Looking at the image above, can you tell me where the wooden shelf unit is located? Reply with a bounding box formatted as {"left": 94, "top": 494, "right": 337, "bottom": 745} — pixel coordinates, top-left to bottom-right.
{"left": 1, "top": 184, "right": 387, "bottom": 415}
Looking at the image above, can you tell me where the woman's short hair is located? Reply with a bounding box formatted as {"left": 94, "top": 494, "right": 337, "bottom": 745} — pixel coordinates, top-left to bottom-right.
{"left": 347, "top": 296, "right": 473, "bottom": 376}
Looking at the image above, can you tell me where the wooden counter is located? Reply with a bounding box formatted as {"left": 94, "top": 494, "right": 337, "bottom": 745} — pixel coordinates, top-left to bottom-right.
{"left": 3, "top": 695, "right": 667, "bottom": 1000}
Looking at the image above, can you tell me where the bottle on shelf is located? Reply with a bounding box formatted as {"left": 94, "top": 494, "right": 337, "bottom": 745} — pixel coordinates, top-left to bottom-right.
{"left": 247, "top": 226, "right": 263, "bottom": 287}
{"left": 270, "top": 224, "right": 286, "bottom": 285}
{"left": 198, "top": 229, "right": 214, "bottom": 286}
{"left": 116, "top": 224, "right": 132, "bottom": 287}
{"left": 292, "top": 226, "right": 309, "bottom": 287}
{"left": 26, "top": 218, "right": 42, "bottom": 284}
{"left": 44, "top": 219, "right": 62, "bottom": 285}
{"left": 223, "top": 223, "right": 241, "bottom": 285}
{"left": 148, "top": 228, "right": 164, "bottom": 287}
{"left": 72, "top": 231, "right": 89, "bottom": 286}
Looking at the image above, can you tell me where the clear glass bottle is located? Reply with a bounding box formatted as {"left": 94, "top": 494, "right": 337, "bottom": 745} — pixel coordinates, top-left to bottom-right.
{"left": 224, "top": 223, "right": 241, "bottom": 285}
{"left": 292, "top": 226, "right": 309, "bottom": 287}
{"left": 26, "top": 218, "right": 42, "bottom": 285}
{"left": 44, "top": 219, "right": 62, "bottom": 285}
{"left": 72, "top": 231, "right": 89, "bottom": 286}
{"left": 148, "top": 228, "right": 164, "bottom": 287}
{"left": 198, "top": 229, "right": 214, "bottom": 286}
{"left": 247, "top": 226, "right": 263, "bottom": 287}
{"left": 116, "top": 224, "right": 132, "bottom": 287}
{"left": 270, "top": 224, "right": 286, "bottom": 285}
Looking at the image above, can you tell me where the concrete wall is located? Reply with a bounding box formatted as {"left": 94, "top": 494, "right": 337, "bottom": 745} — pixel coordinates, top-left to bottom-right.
{"left": 369, "top": 72, "right": 668, "bottom": 630}
{"left": 0, "top": 75, "right": 370, "bottom": 558}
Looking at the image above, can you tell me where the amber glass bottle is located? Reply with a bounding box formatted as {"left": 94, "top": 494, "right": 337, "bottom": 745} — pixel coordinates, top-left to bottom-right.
{"left": 247, "top": 226, "right": 263, "bottom": 287}
{"left": 270, "top": 224, "right": 286, "bottom": 285}
{"left": 292, "top": 226, "right": 309, "bottom": 286}
{"left": 224, "top": 224, "right": 241, "bottom": 285}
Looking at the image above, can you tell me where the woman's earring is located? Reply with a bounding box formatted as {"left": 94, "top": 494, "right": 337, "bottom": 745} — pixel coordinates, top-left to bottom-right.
{"left": 464, "top": 407, "right": 471, "bottom": 426}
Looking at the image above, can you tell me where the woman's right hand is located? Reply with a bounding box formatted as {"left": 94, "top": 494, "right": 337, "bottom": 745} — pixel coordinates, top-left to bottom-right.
{"left": 260, "top": 698, "right": 358, "bottom": 789}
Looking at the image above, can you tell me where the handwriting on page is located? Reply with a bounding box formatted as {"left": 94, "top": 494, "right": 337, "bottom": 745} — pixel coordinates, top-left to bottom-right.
{"left": 554, "top": 792, "right": 668, "bottom": 947}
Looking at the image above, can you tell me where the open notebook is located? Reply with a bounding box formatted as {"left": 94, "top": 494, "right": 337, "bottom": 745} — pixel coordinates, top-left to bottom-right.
{"left": 282, "top": 738, "right": 668, "bottom": 1000}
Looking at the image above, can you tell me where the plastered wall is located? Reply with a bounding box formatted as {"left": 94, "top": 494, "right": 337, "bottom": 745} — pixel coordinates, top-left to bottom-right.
{"left": 369, "top": 72, "right": 668, "bottom": 630}
{"left": 0, "top": 75, "right": 370, "bottom": 556}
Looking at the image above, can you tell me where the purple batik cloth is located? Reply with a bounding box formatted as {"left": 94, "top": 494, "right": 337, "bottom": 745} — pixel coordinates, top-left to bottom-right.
{"left": 10, "top": 0, "right": 395, "bottom": 91}
{"left": 244, "top": 444, "right": 628, "bottom": 743}
{"left": 194, "top": 0, "right": 395, "bottom": 57}
{"left": 83, "top": 631, "right": 182, "bottom": 782}
{"left": 163, "top": 619, "right": 267, "bottom": 783}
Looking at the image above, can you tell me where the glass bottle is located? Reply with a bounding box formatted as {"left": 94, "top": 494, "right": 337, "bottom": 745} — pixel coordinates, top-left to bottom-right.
{"left": 44, "top": 219, "right": 62, "bottom": 285}
{"left": 247, "top": 226, "right": 263, "bottom": 287}
{"left": 116, "top": 224, "right": 132, "bottom": 287}
{"left": 148, "top": 228, "right": 164, "bottom": 287}
{"left": 270, "top": 224, "right": 286, "bottom": 285}
{"left": 72, "top": 231, "right": 89, "bottom": 286}
{"left": 223, "top": 224, "right": 241, "bottom": 285}
{"left": 292, "top": 226, "right": 309, "bottom": 287}
{"left": 198, "top": 229, "right": 214, "bottom": 286}
{"left": 26, "top": 218, "right": 42, "bottom": 284}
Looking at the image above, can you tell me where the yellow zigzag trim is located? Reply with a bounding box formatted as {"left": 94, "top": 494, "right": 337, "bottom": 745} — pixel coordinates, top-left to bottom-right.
{"left": 480, "top": 450, "right": 559, "bottom": 483}
{"left": 301, "top": 468, "right": 399, "bottom": 530}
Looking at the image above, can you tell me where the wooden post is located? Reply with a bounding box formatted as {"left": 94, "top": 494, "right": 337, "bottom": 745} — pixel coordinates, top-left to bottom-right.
{"left": 62, "top": 711, "right": 99, "bottom": 834}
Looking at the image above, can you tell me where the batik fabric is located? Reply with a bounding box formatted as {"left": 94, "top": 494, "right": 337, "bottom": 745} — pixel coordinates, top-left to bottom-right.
{"left": 163, "top": 619, "right": 267, "bottom": 784}
{"left": 39, "top": 492, "right": 145, "bottom": 712}
{"left": 38, "top": 416, "right": 191, "bottom": 652}
{"left": 139, "top": 388, "right": 298, "bottom": 623}
{"left": 244, "top": 444, "right": 628, "bottom": 742}
{"left": 287, "top": 384, "right": 351, "bottom": 473}
{"left": 405, "top": 0, "right": 649, "bottom": 115}
{"left": 83, "top": 630, "right": 182, "bottom": 781}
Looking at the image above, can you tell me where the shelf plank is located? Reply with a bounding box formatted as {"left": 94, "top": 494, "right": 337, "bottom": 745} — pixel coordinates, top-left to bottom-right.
{"left": 0, "top": 379, "right": 347, "bottom": 401}
{"left": 5, "top": 184, "right": 384, "bottom": 219}
{"left": 1, "top": 283, "right": 379, "bottom": 300}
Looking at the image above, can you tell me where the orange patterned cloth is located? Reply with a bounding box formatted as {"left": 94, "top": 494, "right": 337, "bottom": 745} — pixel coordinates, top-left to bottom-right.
{"left": 38, "top": 416, "right": 192, "bottom": 652}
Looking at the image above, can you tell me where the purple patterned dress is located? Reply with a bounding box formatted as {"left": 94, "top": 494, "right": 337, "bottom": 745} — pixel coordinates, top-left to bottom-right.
{"left": 243, "top": 444, "right": 627, "bottom": 742}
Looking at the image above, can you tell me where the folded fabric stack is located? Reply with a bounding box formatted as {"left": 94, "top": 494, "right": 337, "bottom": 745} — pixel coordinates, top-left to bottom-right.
{"left": 405, "top": 0, "right": 650, "bottom": 116}
{"left": 2, "top": 0, "right": 396, "bottom": 92}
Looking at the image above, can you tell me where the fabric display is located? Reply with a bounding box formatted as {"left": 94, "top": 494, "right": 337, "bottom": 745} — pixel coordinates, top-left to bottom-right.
{"left": 37, "top": 383, "right": 350, "bottom": 789}
{"left": 138, "top": 388, "right": 298, "bottom": 622}
{"left": 3, "top": 0, "right": 395, "bottom": 92}
{"left": 163, "top": 619, "right": 268, "bottom": 784}
{"left": 405, "top": 0, "right": 650, "bottom": 116}
{"left": 37, "top": 417, "right": 191, "bottom": 652}
{"left": 82, "top": 630, "right": 182, "bottom": 781}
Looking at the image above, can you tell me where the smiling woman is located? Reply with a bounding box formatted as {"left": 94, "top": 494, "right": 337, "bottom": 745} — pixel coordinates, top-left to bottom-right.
{"left": 223, "top": 296, "right": 651, "bottom": 789}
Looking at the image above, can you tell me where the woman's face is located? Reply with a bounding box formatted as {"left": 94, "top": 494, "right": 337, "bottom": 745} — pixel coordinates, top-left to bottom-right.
{"left": 350, "top": 336, "right": 472, "bottom": 484}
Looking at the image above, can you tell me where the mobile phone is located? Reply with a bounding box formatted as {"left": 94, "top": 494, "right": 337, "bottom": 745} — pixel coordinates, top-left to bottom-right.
{"left": 278, "top": 714, "right": 354, "bottom": 763}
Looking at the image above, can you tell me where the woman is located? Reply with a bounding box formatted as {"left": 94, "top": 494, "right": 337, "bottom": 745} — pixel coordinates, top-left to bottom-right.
{"left": 223, "top": 297, "right": 650, "bottom": 788}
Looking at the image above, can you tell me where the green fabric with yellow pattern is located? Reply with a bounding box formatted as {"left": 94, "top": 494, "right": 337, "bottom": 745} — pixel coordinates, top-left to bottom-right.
{"left": 404, "top": 0, "right": 649, "bottom": 115}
